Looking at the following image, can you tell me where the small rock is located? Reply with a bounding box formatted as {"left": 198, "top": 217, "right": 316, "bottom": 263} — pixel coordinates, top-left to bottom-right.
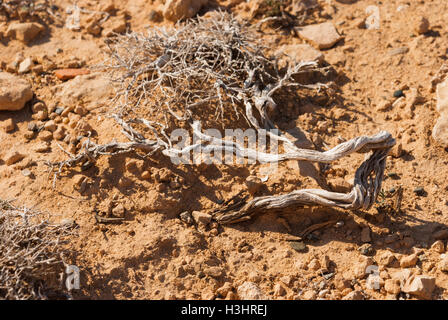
{"left": 430, "top": 240, "right": 445, "bottom": 253}
{"left": 32, "top": 102, "right": 47, "bottom": 113}
{"left": 237, "top": 282, "right": 266, "bottom": 300}
{"left": 74, "top": 105, "right": 87, "bottom": 116}
{"left": 18, "top": 58, "right": 33, "bottom": 74}
{"left": 248, "top": 271, "right": 261, "bottom": 282}
{"left": 86, "top": 21, "right": 102, "bottom": 36}
{"left": 320, "top": 255, "right": 331, "bottom": 271}
{"left": 279, "top": 275, "right": 293, "bottom": 286}
{"left": 53, "top": 126, "right": 66, "bottom": 140}
{"left": 24, "top": 131, "right": 36, "bottom": 140}
{"left": 33, "top": 143, "right": 51, "bottom": 153}
{"left": 393, "top": 89, "right": 404, "bottom": 98}
{"left": 141, "top": 170, "right": 151, "bottom": 180}
{"left": 390, "top": 142, "right": 403, "bottom": 158}
{"left": 102, "top": 15, "right": 127, "bottom": 36}
{"left": 226, "top": 292, "right": 237, "bottom": 300}
{"left": 391, "top": 269, "right": 412, "bottom": 285}
{"left": 406, "top": 87, "right": 425, "bottom": 108}
{"left": 34, "top": 110, "right": 48, "bottom": 121}
{"left": 5, "top": 151, "right": 25, "bottom": 165}
{"left": 75, "top": 120, "right": 93, "bottom": 135}
{"left": 245, "top": 175, "right": 263, "bottom": 195}
{"left": 112, "top": 204, "right": 126, "bottom": 217}
{"left": 308, "top": 258, "right": 320, "bottom": 271}
{"left": 54, "top": 107, "right": 64, "bottom": 115}
{"left": 3, "top": 118, "right": 15, "bottom": 132}
{"left": 402, "top": 275, "right": 435, "bottom": 300}
{"left": 302, "top": 290, "right": 316, "bottom": 300}
{"left": 414, "top": 16, "right": 430, "bottom": 35}
{"left": 323, "top": 272, "right": 334, "bottom": 280}
{"left": 54, "top": 68, "right": 90, "bottom": 81}
{"left": 439, "top": 255, "right": 448, "bottom": 272}
{"left": 360, "top": 226, "right": 371, "bottom": 243}
{"left": 376, "top": 100, "right": 392, "bottom": 112}
{"left": 179, "top": 211, "right": 194, "bottom": 224}
{"left": 60, "top": 106, "right": 74, "bottom": 117}
{"left": 39, "top": 130, "right": 53, "bottom": 141}
{"left": 149, "top": 10, "right": 163, "bottom": 22}
{"left": 400, "top": 254, "right": 419, "bottom": 268}
{"left": 216, "top": 282, "right": 233, "bottom": 297}
{"left": 6, "top": 22, "right": 45, "bottom": 43}
{"left": 414, "top": 187, "right": 425, "bottom": 196}
{"left": 336, "top": 221, "right": 344, "bottom": 228}
{"left": 387, "top": 47, "right": 409, "bottom": 56}
{"left": 60, "top": 218, "right": 75, "bottom": 226}
{"left": 163, "top": 0, "right": 208, "bottom": 22}
{"left": 384, "top": 279, "right": 401, "bottom": 295}
{"left": 21, "top": 168, "right": 32, "bottom": 178}
{"left": 296, "top": 22, "right": 342, "bottom": 49}
{"left": 273, "top": 283, "right": 286, "bottom": 296}
{"left": 192, "top": 211, "right": 212, "bottom": 225}
{"left": 342, "top": 290, "right": 364, "bottom": 300}
{"left": 32, "top": 65, "right": 44, "bottom": 75}
{"left": 377, "top": 251, "right": 398, "bottom": 267}
{"left": 358, "top": 243, "right": 374, "bottom": 256}
{"left": 73, "top": 175, "right": 86, "bottom": 189}
{"left": 27, "top": 122, "right": 38, "bottom": 132}
{"left": 43, "top": 120, "right": 57, "bottom": 132}
{"left": 432, "top": 115, "right": 448, "bottom": 147}
{"left": 436, "top": 78, "right": 448, "bottom": 114}
{"left": 354, "top": 257, "right": 375, "bottom": 279}
{"left": 0, "top": 72, "right": 33, "bottom": 111}
{"left": 289, "top": 241, "right": 307, "bottom": 252}
{"left": 125, "top": 159, "right": 143, "bottom": 173}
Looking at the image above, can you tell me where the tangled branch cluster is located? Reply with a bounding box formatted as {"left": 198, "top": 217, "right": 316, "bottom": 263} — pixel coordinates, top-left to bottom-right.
{"left": 104, "top": 11, "right": 323, "bottom": 127}
{"left": 0, "top": 199, "right": 76, "bottom": 300}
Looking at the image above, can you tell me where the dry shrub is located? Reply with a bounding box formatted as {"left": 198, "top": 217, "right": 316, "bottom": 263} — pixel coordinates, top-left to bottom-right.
{"left": 103, "top": 11, "right": 324, "bottom": 130}
{"left": 49, "top": 12, "right": 394, "bottom": 224}
{"left": 0, "top": 199, "right": 76, "bottom": 300}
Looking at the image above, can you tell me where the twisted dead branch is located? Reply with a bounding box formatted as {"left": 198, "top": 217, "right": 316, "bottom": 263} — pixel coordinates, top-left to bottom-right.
{"left": 0, "top": 199, "right": 76, "bottom": 299}
{"left": 46, "top": 11, "right": 395, "bottom": 224}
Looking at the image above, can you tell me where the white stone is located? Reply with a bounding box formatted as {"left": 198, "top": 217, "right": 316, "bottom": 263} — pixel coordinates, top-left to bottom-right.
{"left": 18, "top": 58, "right": 33, "bottom": 74}
{"left": 237, "top": 282, "right": 267, "bottom": 300}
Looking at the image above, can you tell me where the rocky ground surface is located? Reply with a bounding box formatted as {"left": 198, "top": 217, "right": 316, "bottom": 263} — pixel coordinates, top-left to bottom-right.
{"left": 2, "top": 0, "right": 448, "bottom": 300}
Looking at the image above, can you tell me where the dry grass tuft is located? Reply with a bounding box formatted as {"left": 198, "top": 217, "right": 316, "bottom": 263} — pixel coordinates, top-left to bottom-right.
{"left": 0, "top": 199, "right": 76, "bottom": 300}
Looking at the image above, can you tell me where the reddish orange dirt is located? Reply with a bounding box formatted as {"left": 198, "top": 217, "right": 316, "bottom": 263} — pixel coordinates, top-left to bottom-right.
{"left": 1, "top": 0, "right": 448, "bottom": 300}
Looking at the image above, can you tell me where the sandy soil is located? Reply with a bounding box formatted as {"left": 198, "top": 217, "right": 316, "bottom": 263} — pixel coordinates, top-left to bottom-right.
{"left": 1, "top": 0, "right": 448, "bottom": 300}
